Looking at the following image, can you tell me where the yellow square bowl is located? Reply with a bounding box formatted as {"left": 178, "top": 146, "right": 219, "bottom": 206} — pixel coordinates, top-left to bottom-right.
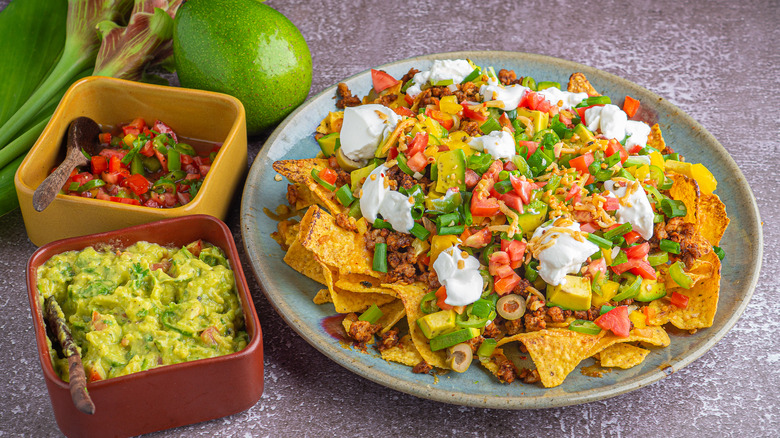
{"left": 15, "top": 76, "right": 247, "bottom": 246}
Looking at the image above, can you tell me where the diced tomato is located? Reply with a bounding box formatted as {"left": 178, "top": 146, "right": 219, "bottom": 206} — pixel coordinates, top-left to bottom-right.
{"left": 139, "top": 140, "right": 154, "bottom": 157}
{"left": 586, "top": 258, "right": 608, "bottom": 279}
{"left": 406, "top": 132, "right": 428, "bottom": 157}
{"left": 623, "top": 95, "right": 640, "bottom": 118}
{"left": 503, "top": 161, "right": 516, "bottom": 171}
{"left": 371, "top": 69, "right": 398, "bottom": 92}
{"left": 564, "top": 184, "right": 581, "bottom": 202}
{"left": 515, "top": 141, "right": 538, "bottom": 159}
{"left": 128, "top": 117, "right": 146, "bottom": 130}
{"left": 625, "top": 242, "right": 650, "bottom": 259}
{"left": 463, "top": 227, "right": 492, "bottom": 248}
{"left": 393, "top": 106, "right": 415, "bottom": 117}
{"left": 669, "top": 291, "right": 689, "bottom": 309}
{"left": 99, "top": 148, "right": 126, "bottom": 161}
{"left": 494, "top": 272, "right": 522, "bottom": 295}
{"left": 580, "top": 222, "right": 599, "bottom": 233}
{"left": 404, "top": 93, "right": 414, "bottom": 106}
{"left": 435, "top": 286, "right": 453, "bottom": 310}
{"left": 86, "top": 367, "right": 103, "bottom": 383}
{"left": 318, "top": 168, "right": 338, "bottom": 185}
{"left": 122, "top": 126, "right": 140, "bottom": 137}
{"left": 419, "top": 255, "right": 430, "bottom": 266}
{"left": 181, "top": 154, "right": 194, "bottom": 166}
{"left": 152, "top": 120, "right": 178, "bottom": 143}
{"left": 488, "top": 251, "right": 510, "bottom": 276}
{"left": 501, "top": 239, "right": 527, "bottom": 269}
{"left": 498, "top": 112, "right": 514, "bottom": 132}
{"left": 425, "top": 108, "right": 454, "bottom": 130}
{"left": 521, "top": 91, "right": 544, "bottom": 111}
{"left": 569, "top": 152, "right": 594, "bottom": 175}
{"left": 610, "top": 258, "right": 638, "bottom": 275}
{"left": 406, "top": 152, "right": 428, "bottom": 173}
{"left": 606, "top": 139, "right": 628, "bottom": 164}
{"left": 559, "top": 112, "right": 572, "bottom": 126}
{"left": 109, "top": 196, "right": 141, "bottom": 206}
{"left": 509, "top": 175, "right": 534, "bottom": 204}
{"left": 153, "top": 148, "right": 169, "bottom": 173}
{"left": 629, "top": 260, "right": 657, "bottom": 280}
{"left": 642, "top": 305, "right": 656, "bottom": 324}
{"left": 465, "top": 169, "right": 479, "bottom": 189}
{"left": 90, "top": 155, "right": 107, "bottom": 175}
{"left": 98, "top": 133, "right": 112, "bottom": 144}
{"left": 386, "top": 147, "right": 399, "bottom": 160}
{"left": 595, "top": 306, "right": 630, "bottom": 337}
{"left": 535, "top": 98, "right": 551, "bottom": 113}
{"left": 603, "top": 196, "right": 620, "bottom": 211}
{"left": 623, "top": 231, "right": 642, "bottom": 246}
{"left": 151, "top": 191, "right": 177, "bottom": 207}
{"left": 198, "top": 165, "right": 211, "bottom": 178}
{"left": 493, "top": 264, "right": 514, "bottom": 279}
{"left": 108, "top": 155, "right": 122, "bottom": 172}
{"left": 461, "top": 103, "right": 488, "bottom": 122}
{"left": 471, "top": 196, "right": 500, "bottom": 217}
{"left": 628, "top": 144, "right": 643, "bottom": 154}
{"left": 176, "top": 191, "right": 191, "bottom": 205}
{"left": 122, "top": 173, "right": 150, "bottom": 196}
{"left": 497, "top": 191, "right": 524, "bottom": 212}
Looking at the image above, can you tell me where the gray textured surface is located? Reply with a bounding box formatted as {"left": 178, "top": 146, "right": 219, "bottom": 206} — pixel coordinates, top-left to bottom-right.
{"left": 1, "top": 0, "right": 777, "bottom": 437}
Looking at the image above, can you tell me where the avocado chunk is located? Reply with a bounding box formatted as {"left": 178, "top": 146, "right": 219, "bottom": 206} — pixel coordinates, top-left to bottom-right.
{"left": 350, "top": 162, "right": 377, "bottom": 191}
{"left": 416, "top": 309, "right": 456, "bottom": 340}
{"left": 547, "top": 275, "right": 592, "bottom": 311}
{"left": 516, "top": 200, "right": 549, "bottom": 238}
{"left": 317, "top": 132, "right": 340, "bottom": 157}
{"left": 634, "top": 279, "right": 667, "bottom": 302}
{"left": 435, "top": 149, "right": 467, "bottom": 192}
{"left": 591, "top": 279, "right": 620, "bottom": 307}
{"left": 574, "top": 123, "right": 596, "bottom": 143}
{"left": 516, "top": 108, "right": 549, "bottom": 135}
{"left": 429, "top": 327, "right": 480, "bottom": 351}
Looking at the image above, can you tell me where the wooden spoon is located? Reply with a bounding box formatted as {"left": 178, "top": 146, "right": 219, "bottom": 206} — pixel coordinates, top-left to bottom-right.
{"left": 33, "top": 117, "right": 101, "bottom": 212}
{"left": 44, "top": 296, "right": 95, "bottom": 415}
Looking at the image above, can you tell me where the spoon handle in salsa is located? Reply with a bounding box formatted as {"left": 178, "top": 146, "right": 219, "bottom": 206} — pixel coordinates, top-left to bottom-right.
{"left": 44, "top": 296, "right": 95, "bottom": 415}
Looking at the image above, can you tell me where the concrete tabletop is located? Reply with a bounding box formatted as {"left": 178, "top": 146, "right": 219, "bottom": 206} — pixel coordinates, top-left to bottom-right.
{"left": 1, "top": 0, "right": 777, "bottom": 436}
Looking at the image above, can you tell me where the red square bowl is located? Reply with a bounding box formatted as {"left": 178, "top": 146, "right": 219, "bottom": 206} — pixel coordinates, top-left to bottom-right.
{"left": 26, "top": 215, "right": 263, "bottom": 438}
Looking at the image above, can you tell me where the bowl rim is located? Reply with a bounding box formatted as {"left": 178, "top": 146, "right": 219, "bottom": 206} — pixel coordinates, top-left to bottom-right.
{"left": 26, "top": 214, "right": 262, "bottom": 391}
{"left": 14, "top": 75, "right": 247, "bottom": 214}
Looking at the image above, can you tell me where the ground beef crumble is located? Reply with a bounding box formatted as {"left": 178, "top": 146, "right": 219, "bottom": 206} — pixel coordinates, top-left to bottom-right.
{"left": 336, "top": 83, "right": 361, "bottom": 108}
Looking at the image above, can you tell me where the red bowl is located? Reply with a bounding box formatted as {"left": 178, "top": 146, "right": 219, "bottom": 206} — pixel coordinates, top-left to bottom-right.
{"left": 26, "top": 215, "right": 263, "bottom": 438}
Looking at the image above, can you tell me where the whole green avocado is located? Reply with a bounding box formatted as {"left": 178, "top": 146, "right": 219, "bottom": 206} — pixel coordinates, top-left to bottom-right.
{"left": 173, "top": 0, "right": 312, "bottom": 134}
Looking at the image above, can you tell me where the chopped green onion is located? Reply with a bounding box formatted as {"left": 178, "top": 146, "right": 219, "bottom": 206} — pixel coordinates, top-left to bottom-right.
{"left": 648, "top": 251, "right": 669, "bottom": 266}
{"left": 612, "top": 274, "right": 642, "bottom": 301}
{"left": 713, "top": 246, "right": 725, "bottom": 260}
{"left": 477, "top": 338, "right": 498, "bottom": 357}
{"left": 586, "top": 233, "right": 613, "bottom": 249}
{"left": 437, "top": 212, "right": 460, "bottom": 228}
{"left": 600, "top": 305, "right": 615, "bottom": 315}
{"left": 568, "top": 319, "right": 602, "bottom": 335}
{"left": 525, "top": 260, "right": 539, "bottom": 282}
{"left": 494, "top": 180, "right": 513, "bottom": 194}
{"left": 335, "top": 184, "right": 355, "bottom": 206}
{"left": 653, "top": 213, "right": 665, "bottom": 223}
{"left": 373, "top": 218, "right": 393, "bottom": 230}
{"left": 658, "top": 176, "right": 674, "bottom": 190}
{"left": 659, "top": 239, "right": 681, "bottom": 254}
{"left": 604, "top": 223, "right": 633, "bottom": 239}
{"left": 498, "top": 170, "right": 510, "bottom": 181}
{"left": 438, "top": 224, "right": 465, "bottom": 235}
{"left": 669, "top": 261, "right": 693, "bottom": 289}
{"left": 480, "top": 118, "right": 501, "bottom": 135}
{"left": 348, "top": 202, "right": 362, "bottom": 219}
{"left": 461, "top": 67, "right": 481, "bottom": 84}
{"left": 358, "top": 304, "right": 383, "bottom": 324}
{"left": 373, "top": 243, "right": 387, "bottom": 273}
{"left": 576, "top": 95, "right": 611, "bottom": 107}
{"left": 310, "top": 168, "right": 336, "bottom": 191}
{"left": 410, "top": 222, "right": 431, "bottom": 241}
{"left": 660, "top": 199, "right": 687, "bottom": 218}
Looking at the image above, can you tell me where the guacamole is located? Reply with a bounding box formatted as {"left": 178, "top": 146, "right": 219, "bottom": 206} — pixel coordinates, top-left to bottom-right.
{"left": 37, "top": 241, "right": 248, "bottom": 382}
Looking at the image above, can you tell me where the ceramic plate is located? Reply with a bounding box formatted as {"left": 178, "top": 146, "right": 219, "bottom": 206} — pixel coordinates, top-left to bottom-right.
{"left": 240, "top": 51, "right": 762, "bottom": 409}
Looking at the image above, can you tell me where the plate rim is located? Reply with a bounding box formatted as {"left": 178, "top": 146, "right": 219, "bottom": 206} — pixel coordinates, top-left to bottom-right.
{"left": 241, "top": 50, "right": 763, "bottom": 409}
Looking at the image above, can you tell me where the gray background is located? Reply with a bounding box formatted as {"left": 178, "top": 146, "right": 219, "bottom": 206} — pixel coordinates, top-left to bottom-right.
{"left": 1, "top": 0, "right": 778, "bottom": 436}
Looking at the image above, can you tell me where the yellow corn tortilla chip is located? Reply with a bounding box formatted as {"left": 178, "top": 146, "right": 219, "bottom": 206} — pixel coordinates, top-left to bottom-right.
{"left": 649, "top": 251, "right": 721, "bottom": 329}
{"left": 335, "top": 274, "right": 399, "bottom": 298}
{"left": 477, "top": 348, "right": 516, "bottom": 382}
{"left": 380, "top": 334, "right": 423, "bottom": 367}
{"left": 567, "top": 72, "right": 600, "bottom": 96}
{"left": 273, "top": 159, "right": 347, "bottom": 216}
{"left": 313, "top": 288, "right": 332, "bottom": 304}
{"left": 668, "top": 174, "right": 700, "bottom": 224}
{"left": 298, "top": 205, "right": 379, "bottom": 278}
{"left": 389, "top": 282, "right": 449, "bottom": 369}
{"left": 586, "top": 326, "right": 670, "bottom": 359}
{"left": 277, "top": 220, "right": 300, "bottom": 249}
{"left": 376, "top": 300, "right": 406, "bottom": 333}
{"left": 291, "top": 183, "right": 318, "bottom": 211}
{"left": 283, "top": 238, "right": 326, "bottom": 284}
{"left": 647, "top": 123, "right": 666, "bottom": 153}
{"left": 498, "top": 329, "right": 605, "bottom": 388}
{"left": 698, "top": 193, "right": 729, "bottom": 246}
{"left": 599, "top": 344, "right": 650, "bottom": 369}
{"left": 320, "top": 263, "right": 395, "bottom": 313}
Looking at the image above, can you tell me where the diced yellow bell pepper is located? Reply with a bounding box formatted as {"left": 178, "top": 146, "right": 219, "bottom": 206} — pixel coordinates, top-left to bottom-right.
{"left": 634, "top": 164, "right": 650, "bottom": 182}
{"left": 629, "top": 310, "right": 647, "bottom": 329}
{"left": 430, "top": 235, "right": 459, "bottom": 266}
{"left": 123, "top": 134, "right": 136, "bottom": 148}
{"left": 649, "top": 151, "right": 665, "bottom": 170}
{"left": 690, "top": 163, "right": 717, "bottom": 194}
{"left": 439, "top": 95, "right": 463, "bottom": 114}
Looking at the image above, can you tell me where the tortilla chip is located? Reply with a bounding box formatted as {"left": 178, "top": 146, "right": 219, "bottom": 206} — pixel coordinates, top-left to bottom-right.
{"left": 668, "top": 174, "right": 700, "bottom": 224}
{"left": 390, "top": 282, "right": 449, "bottom": 369}
{"left": 336, "top": 273, "right": 399, "bottom": 298}
{"left": 273, "top": 159, "right": 347, "bottom": 215}
{"left": 313, "top": 288, "right": 332, "bottom": 304}
{"left": 587, "top": 326, "right": 670, "bottom": 359}
{"left": 698, "top": 193, "right": 729, "bottom": 246}
{"left": 291, "top": 183, "right": 318, "bottom": 210}
{"left": 567, "top": 72, "right": 599, "bottom": 96}
{"left": 380, "top": 334, "right": 423, "bottom": 367}
{"left": 376, "top": 300, "right": 406, "bottom": 333}
{"left": 646, "top": 123, "right": 666, "bottom": 153}
{"left": 315, "top": 111, "right": 344, "bottom": 135}
{"left": 649, "top": 251, "right": 721, "bottom": 329}
{"left": 320, "top": 263, "right": 395, "bottom": 313}
{"left": 599, "top": 344, "right": 650, "bottom": 369}
{"left": 283, "top": 238, "right": 326, "bottom": 284}
{"left": 298, "top": 205, "right": 379, "bottom": 278}
{"left": 478, "top": 348, "right": 519, "bottom": 383}
{"left": 498, "top": 329, "right": 605, "bottom": 388}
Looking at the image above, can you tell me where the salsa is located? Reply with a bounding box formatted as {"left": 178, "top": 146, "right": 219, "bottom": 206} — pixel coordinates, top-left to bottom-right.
{"left": 58, "top": 118, "right": 220, "bottom": 208}
{"left": 37, "top": 240, "right": 248, "bottom": 382}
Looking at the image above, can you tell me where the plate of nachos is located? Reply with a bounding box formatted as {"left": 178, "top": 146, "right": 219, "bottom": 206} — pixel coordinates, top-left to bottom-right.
{"left": 241, "top": 51, "right": 761, "bottom": 408}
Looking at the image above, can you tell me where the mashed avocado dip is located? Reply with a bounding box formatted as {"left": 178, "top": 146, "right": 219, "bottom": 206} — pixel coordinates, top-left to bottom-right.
{"left": 37, "top": 241, "right": 248, "bottom": 382}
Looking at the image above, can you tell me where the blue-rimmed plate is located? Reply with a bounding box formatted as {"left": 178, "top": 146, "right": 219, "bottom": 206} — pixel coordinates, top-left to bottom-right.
{"left": 240, "top": 51, "right": 762, "bottom": 409}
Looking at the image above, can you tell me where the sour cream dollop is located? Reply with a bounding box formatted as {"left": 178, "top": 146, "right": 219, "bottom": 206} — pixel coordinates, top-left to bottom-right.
{"left": 537, "top": 87, "right": 588, "bottom": 110}
{"left": 480, "top": 81, "right": 530, "bottom": 110}
{"left": 340, "top": 104, "right": 400, "bottom": 162}
{"left": 359, "top": 164, "right": 414, "bottom": 233}
{"left": 532, "top": 219, "right": 598, "bottom": 286}
{"left": 584, "top": 104, "right": 650, "bottom": 149}
{"left": 432, "top": 246, "right": 483, "bottom": 307}
{"left": 603, "top": 180, "right": 655, "bottom": 240}
{"left": 468, "top": 130, "right": 515, "bottom": 159}
{"left": 405, "top": 59, "right": 474, "bottom": 97}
